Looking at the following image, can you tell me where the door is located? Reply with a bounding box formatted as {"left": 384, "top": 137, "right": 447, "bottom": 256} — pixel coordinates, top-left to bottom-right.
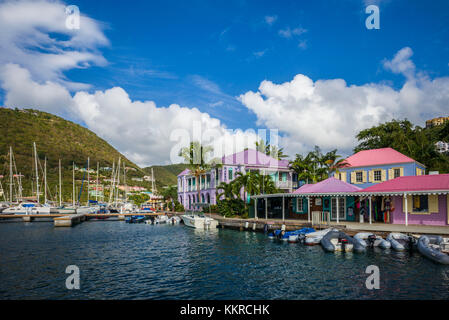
{"left": 331, "top": 198, "right": 346, "bottom": 220}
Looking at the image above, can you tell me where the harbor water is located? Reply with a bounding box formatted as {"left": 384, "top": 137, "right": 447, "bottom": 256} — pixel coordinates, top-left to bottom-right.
{"left": 1, "top": 220, "right": 449, "bottom": 299}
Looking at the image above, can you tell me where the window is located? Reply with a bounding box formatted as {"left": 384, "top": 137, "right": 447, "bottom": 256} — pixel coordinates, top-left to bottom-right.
{"left": 282, "top": 172, "right": 287, "bottom": 182}
{"left": 297, "top": 198, "right": 303, "bottom": 212}
{"left": 394, "top": 168, "right": 401, "bottom": 179}
{"left": 374, "top": 170, "right": 382, "bottom": 181}
{"left": 356, "top": 171, "right": 363, "bottom": 183}
{"left": 228, "top": 168, "right": 233, "bottom": 180}
{"left": 215, "top": 168, "right": 219, "bottom": 184}
{"left": 412, "top": 195, "right": 428, "bottom": 213}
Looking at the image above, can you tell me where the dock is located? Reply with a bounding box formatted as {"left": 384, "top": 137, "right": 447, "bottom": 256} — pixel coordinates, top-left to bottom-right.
{"left": 0, "top": 212, "right": 183, "bottom": 227}
{"left": 212, "top": 214, "right": 449, "bottom": 237}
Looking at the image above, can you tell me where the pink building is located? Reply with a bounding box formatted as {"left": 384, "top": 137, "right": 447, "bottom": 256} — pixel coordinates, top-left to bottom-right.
{"left": 177, "top": 149, "right": 293, "bottom": 210}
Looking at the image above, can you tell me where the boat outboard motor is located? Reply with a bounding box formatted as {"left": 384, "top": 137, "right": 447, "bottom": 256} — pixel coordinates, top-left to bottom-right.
{"left": 341, "top": 238, "right": 349, "bottom": 252}
{"left": 367, "top": 234, "right": 376, "bottom": 248}
{"left": 278, "top": 230, "right": 285, "bottom": 240}
{"left": 407, "top": 236, "right": 416, "bottom": 252}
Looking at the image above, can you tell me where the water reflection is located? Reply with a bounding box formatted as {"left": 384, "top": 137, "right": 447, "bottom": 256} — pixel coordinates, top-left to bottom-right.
{"left": 0, "top": 222, "right": 449, "bottom": 299}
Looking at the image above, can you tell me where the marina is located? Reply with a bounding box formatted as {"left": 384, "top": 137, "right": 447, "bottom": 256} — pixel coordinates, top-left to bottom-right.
{"left": 1, "top": 220, "right": 449, "bottom": 300}
{"left": 0, "top": 0, "right": 448, "bottom": 306}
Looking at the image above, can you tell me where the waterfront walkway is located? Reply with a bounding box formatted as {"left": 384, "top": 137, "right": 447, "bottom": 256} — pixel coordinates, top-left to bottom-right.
{"left": 211, "top": 214, "right": 449, "bottom": 236}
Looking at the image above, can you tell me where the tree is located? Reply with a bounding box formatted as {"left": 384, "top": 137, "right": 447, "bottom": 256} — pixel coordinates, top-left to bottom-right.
{"left": 216, "top": 181, "right": 236, "bottom": 201}
{"left": 355, "top": 119, "right": 449, "bottom": 173}
{"left": 179, "top": 141, "right": 213, "bottom": 204}
{"left": 322, "top": 149, "right": 349, "bottom": 177}
{"left": 255, "top": 139, "right": 288, "bottom": 160}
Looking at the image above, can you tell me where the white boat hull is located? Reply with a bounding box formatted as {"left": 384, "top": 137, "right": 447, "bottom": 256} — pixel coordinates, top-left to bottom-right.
{"left": 181, "top": 215, "right": 218, "bottom": 229}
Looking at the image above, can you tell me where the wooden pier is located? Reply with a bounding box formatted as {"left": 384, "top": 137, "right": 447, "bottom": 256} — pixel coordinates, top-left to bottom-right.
{"left": 0, "top": 212, "right": 183, "bottom": 227}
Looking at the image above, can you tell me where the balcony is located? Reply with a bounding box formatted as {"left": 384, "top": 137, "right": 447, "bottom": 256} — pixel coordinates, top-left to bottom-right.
{"left": 276, "top": 180, "right": 292, "bottom": 189}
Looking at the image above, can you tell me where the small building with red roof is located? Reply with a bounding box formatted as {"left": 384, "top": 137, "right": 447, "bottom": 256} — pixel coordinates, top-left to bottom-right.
{"left": 252, "top": 177, "right": 363, "bottom": 222}
{"left": 359, "top": 174, "right": 449, "bottom": 226}
{"left": 334, "top": 147, "right": 426, "bottom": 189}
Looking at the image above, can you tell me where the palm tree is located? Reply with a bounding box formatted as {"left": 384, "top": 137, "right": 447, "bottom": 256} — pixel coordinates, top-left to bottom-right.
{"left": 179, "top": 141, "right": 213, "bottom": 205}
{"left": 322, "top": 149, "right": 349, "bottom": 177}
{"left": 269, "top": 145, "right": 288, "bottom": 160}
{"left": 216, "top": 181, "right": 236, "bottom": 201}
{"left": 255, "top": 139, "right": 270, "bottom": 154}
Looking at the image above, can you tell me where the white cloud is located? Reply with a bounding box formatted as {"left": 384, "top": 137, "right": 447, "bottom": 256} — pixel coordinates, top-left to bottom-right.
{"left": 239, "top": 48, "right": 449, "bottom": 157}
{"left": 0, "top": 0, "right": 108, "bottom": 90}
{"left": 298, "top": 40, "right": 308, "bottom": 50}
{"left": 253, "top": 50, "right": 267, "bottom": 58}
{"left": 278, "top": 27, "right": 307, "bottom": 38}
{"left": 0, "top": 0, "right": 258, "bottom": 167}
{"left": 264, "top": 15, "right": 277, "bottom": 26}
{"left": 382, "top": 46, "right": 415, "bottom": 79}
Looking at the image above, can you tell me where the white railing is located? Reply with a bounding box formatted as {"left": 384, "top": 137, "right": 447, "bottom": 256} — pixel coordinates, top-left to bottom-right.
{"left": 312, "top": 211, "right": 330, "bottom": 226}
{"left": 276, "top": 180, "right": 292, "bottom": 189}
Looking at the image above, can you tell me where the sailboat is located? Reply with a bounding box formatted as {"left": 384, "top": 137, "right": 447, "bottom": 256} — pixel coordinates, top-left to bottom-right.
{"left": 3, "top": 143, "right": 50, "bottom": 215}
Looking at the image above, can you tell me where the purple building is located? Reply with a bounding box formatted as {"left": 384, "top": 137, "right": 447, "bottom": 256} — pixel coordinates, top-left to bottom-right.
{"left": 177, "top": 149, "right": 293, "bottom": 209}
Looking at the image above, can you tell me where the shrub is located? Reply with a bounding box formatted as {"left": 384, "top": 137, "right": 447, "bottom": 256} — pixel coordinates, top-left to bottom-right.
{"left": 217, "top": 198, "right": 246, "bottom": 218}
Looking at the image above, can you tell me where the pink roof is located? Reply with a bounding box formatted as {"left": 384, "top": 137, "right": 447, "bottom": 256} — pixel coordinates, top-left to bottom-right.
{"left": 361, "top": 174, "right": 449, "bottom": 193}
{"left": 221, "top": 149, "right": 289, "bottom": 168}
{"left": 177, "top": 168, "right": 191, "bottom": 176}
{"left": 344, "top": 148, "right": 418, "bottom": 168}
{"left": 293, "top": 177, "right": 362, "bottom": 194}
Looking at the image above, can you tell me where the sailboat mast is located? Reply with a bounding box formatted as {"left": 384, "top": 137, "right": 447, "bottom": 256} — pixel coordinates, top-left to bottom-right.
{"left": 59, "top": 159, "right": 62, "bottom": 207}
{"left": 9, "top": 146, "right": 13, "bottom": 203}
{"left": 44, "top": 157, "right": 47, "bottom": 204}
{"left": 34, "top": 142, "right": 39, "bottom": 203}
{"left": 96, "top": 162, "right": 99, "bottom": 202}
{"left": 72, "top": 162, "right": 75, "bottom": 206}
{"left": 108, "top": 161, "right": 115, "bottom": 205}
{"left": 116, "top": 158, "right": 121, "bottom": 206}
{"left": 124, "top": 164, "right": 127, "bottom": 202}
{"left": 87, "top": 157, "right": 90, "bottom": 205}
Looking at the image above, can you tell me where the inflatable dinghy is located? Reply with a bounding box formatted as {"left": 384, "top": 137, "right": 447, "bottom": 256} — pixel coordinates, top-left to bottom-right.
{"left": 386, "top": 233, "right": 416, "bottom": 251}
{"left": 321, "top": 230, "right": 365, "bottom": 253}
{"left": 305, "top": 228, "right": 337, "bottom": 246}
{"left": 417, "top": 235, "right": 449, "bottom": 265}
{"left": 268, "top": 228, "right": 315, "bottom": 242}
{"left": 354, "top": 232, "right": 391, "bottom": 249}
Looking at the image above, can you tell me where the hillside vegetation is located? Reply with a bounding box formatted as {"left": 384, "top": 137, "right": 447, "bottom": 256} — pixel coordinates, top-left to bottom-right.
{"left": 0, "top": 108, "right": 144, "bottom": 202}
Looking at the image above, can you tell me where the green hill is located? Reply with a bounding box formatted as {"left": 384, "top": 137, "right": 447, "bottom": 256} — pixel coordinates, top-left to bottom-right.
{"left": 0, "top": 107, "right": 144, "bottom": 202}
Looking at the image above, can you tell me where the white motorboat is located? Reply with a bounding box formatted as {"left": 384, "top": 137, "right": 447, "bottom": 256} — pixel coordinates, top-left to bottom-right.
{"left": 167, "top": 216, "right": 181, "bottom": 225}
{"left": 2, "top": 202, "right": 51, "bottom": 215}
{"left": 75, "top": 205, "right": 99, "bottom": 214}
{"left": 181, "top": 213, "right": 218, "bottom": 229}
{"left": 154, "top": 215, "right": 169, "bottom": 224}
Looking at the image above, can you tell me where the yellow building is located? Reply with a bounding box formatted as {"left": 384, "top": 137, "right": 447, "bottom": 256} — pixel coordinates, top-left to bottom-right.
{"left": 426, "top": 116, "right": 449, "bottom": 128}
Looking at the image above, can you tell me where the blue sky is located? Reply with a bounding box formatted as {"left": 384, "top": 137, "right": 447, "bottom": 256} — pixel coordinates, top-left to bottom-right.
{"left": 63, "top": 0, "right": 449, "bottom": 129}
{"left": 0, "top": 0, "right": 448, "bottom": 165}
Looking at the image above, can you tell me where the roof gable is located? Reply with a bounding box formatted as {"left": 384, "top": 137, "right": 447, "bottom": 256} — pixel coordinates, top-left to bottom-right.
{"left": 293, "top": 177, "right": 362, "bottom": 194}
{"left": 361, "top": 174, "right": 449, "bottom": 193}
{"left": 177, "top": 168, "right": 191, "bottom": 176}
{"left": 344, "top": 148, "right": 417, "bottom": 168}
